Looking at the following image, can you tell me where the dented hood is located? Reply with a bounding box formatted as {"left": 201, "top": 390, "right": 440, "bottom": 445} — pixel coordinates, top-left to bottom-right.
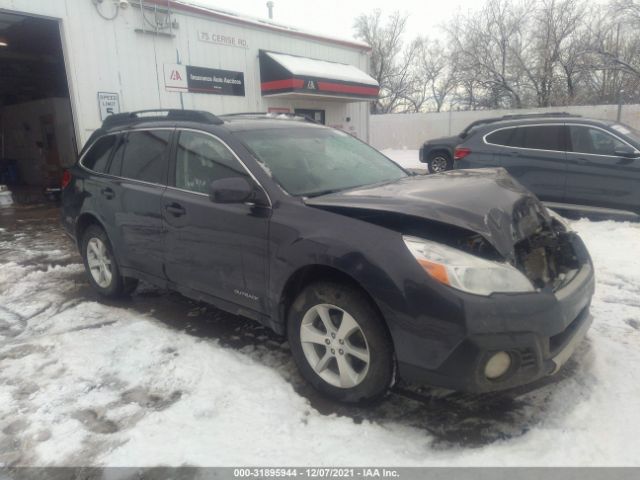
{"left": 305, "top": 168, "right": 552, "bottom": 260}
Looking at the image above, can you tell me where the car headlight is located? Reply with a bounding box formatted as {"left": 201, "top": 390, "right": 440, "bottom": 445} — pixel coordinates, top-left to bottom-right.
{"left": 403, "top": 236, "right": 535, "bottom": 296}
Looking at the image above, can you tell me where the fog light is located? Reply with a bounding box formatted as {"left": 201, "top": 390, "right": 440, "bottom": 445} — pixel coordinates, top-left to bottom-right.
{"left": 484, "top": 351, "right": 512, "bottom": 379}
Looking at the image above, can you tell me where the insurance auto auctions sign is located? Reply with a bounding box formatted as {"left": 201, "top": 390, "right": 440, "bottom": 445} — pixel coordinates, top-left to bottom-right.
{"left": 164, "top": 64, "right": 245, "bottom": 97}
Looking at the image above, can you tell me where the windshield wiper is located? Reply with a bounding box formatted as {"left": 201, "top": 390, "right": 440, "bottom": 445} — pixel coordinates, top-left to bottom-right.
{"left": 304, "top": 177, "right": 406, "bottom": 198}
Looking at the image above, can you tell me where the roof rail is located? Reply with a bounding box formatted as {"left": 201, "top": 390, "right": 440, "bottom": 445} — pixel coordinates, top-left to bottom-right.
{"left": 500, "top": 112, "right": 581, "bottom": 120}
{"left": 459, "top": 111, "right": 582, "bottom": 137}
{"left": 219, "top": 112, "right": 318, "bottom": 123}
{"left": 102, "top": 109, "right": 224, "bottom": 129}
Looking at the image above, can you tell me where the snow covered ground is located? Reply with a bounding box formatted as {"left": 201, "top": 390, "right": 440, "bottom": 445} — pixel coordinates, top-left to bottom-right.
{"left": 1, "top": 205, "right": 639, "bottom": 467}
{"left": 384, "top": 149, "right": 422, "bottom": 170}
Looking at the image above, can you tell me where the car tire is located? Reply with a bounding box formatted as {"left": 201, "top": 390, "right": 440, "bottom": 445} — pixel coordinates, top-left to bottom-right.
{"left": 81, "top": 225, "right": 138, "bottom": 298}
{"left": 427, "top": 152, "right": 453, "bottom": 174}
{"left": 287, "top": 281, "right": 395, "bottom": 403}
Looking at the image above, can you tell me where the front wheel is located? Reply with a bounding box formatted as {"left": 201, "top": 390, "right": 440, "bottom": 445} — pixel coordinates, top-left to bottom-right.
{"left": 287, "top": 282, "right": 395, "bottom": 403}
{"left": 427, "top": 152, "right": 453, "bottom": 174}
{"left": 81, "top": 225, "right": 138, "bottom": 298}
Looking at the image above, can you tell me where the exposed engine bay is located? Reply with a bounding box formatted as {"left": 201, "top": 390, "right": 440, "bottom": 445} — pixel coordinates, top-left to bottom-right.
{"left": 512, "top": 226, "right": 581, "bottom": 291}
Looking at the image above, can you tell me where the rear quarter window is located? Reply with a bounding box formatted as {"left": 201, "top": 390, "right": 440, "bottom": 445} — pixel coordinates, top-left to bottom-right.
{"left": 485, "top": 128, "right": 514, "bottom": 146}
{"left": 82, "top": 135, "right": 117, "bottom": 173}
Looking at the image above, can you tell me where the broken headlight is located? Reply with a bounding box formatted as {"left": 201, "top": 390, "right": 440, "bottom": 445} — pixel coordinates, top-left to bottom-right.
{"left": 403, "top": 236, "right": 535, "bottom": 296}
{"left": 547, "top": 209, "right": 573, "bottom": 232}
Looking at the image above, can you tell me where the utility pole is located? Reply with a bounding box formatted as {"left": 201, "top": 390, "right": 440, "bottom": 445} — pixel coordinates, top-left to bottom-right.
{"left": 617, "top": 88, "right": 624, "bottom": 122}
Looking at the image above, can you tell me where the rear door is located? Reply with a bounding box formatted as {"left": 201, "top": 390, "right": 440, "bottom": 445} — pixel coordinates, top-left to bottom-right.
{"left": 162, "top": 129, "right": 269, "bottom": 313}
{"left": 106, "top": 129, "right": 173, "bottom": 280}
{"left": 565, "top": 125, "right": 640, "bottom": 213}
{"left": 485, "top": 124, "right": 568, "bottom": 202}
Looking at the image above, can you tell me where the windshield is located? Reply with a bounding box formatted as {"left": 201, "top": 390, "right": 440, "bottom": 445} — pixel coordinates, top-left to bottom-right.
{"left": 611, "top": 123, "right": 640, "bottom": 145}
{"left": 236, "top": 127, "right": 407, "bottom": 196}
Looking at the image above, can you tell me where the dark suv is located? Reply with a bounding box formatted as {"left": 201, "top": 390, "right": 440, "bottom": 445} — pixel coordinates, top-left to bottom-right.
{"left": 417, "top": 113, "right": 566, "bottom": 173}
{"left": 452, "top": 115, "right": 640, "bottom": 220}
{"left": 61, "top": 110, "right": 595, "bottom": 403}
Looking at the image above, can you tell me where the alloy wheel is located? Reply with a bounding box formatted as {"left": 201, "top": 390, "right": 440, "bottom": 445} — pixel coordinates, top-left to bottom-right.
{"left": 86, "top": 237, "right": 113, "bottom": 288}
{"left": 299, "top": 303, "right": 371, "bottom": 388}
{"left": 431, "top": 156, "right": 449, "bottom": 173}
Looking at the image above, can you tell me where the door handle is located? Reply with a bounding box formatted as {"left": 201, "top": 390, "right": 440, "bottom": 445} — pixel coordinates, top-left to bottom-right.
{"left": 101, "top": 187, "right": 115, "bottom": 199}
{"left": 165, "top": 203, "right": 186, "bottom": 217}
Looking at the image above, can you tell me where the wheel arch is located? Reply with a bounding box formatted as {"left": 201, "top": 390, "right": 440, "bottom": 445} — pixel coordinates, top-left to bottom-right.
{"left": 428, "top": 147, "right": 452, "bottom": 160}
{"left": 75, "top": 212, "right": 107, "bottom": 246}
{"left": 277, "top": 264, "right": 392, "bottom": 343}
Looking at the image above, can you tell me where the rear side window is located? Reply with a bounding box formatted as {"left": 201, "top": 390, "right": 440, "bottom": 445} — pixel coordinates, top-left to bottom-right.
{"left": 174, "top": 131, "right": 247, "bottom": 194}
{"left": 486, "top": 125, "right": 565, "bottom": 151}
{"left": 82, "top": 135, "right": 116, "bottom": 173}
{"left": 120, "top": 130, "right": 172, "bottom": 184}
{"left": 569, "top": 126, "right": 628, "bottom": 156}
{"left": 485, "top": 128, "right": 514, "bottom": 146}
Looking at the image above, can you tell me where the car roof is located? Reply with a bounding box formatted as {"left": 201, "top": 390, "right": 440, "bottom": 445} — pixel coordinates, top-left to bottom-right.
{"left": 99, "top": 109, "right": 321, "bottom": 134}
{"left": 81, "top": 109, "right": 324, "bottom": 156}
{"left": 478, "top": 116, "right": 610, "bottom": 130}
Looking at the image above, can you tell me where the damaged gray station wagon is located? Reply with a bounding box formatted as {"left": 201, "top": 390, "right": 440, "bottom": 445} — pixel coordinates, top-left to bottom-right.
{"left": 61, "top": 110, "right": 595, "bottom": 403}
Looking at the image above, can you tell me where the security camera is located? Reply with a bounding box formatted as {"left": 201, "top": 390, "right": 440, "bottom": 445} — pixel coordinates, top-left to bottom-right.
{"left": 118, "top": 0, "right": 130, "bottom": 8}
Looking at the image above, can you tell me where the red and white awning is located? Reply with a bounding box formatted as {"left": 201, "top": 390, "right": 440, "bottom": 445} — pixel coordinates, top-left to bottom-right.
{"left": 259, "top": 51, "right": 379, "bottom": 101}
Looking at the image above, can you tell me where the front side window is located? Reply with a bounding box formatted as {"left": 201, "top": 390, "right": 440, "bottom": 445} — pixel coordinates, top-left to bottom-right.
{"left": 174, "top": 131, "right": 247, "bottom": 194}
{"left": 119, "top": 130, "right": 172, "bottom": 184}
{"left": 82, "top": 135, "right": 116, "bottom": 173}
{"left": 236, "top": 127, "right": 407, "bottom": 196}
{"left": 570, "top": 126, "right": 628, "bottom": 156}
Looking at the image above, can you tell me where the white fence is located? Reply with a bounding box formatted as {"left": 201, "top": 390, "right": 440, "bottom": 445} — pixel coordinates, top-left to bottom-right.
{"left": 370, "top": 104, "right": 640, "bottom": 150}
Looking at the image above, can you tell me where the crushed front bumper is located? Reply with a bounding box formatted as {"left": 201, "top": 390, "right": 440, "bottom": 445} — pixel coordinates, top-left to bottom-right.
{"left": 397, "top": 257, "right": 595, "bottom": 393}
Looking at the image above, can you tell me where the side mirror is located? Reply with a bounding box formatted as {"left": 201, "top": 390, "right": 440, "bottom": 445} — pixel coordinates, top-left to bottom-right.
{"left": 208, "top": 177, "right": 254, "bottom": 204}
{"left": 614, "top": 146, "right": 640, "bottom": 158}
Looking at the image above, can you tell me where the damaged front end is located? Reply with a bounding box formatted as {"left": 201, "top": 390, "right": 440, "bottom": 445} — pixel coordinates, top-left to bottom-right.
{"left": 305, "top": 169, "right": 589, "bottom": 295}
{"left": 456, "top": 210, "right": 584, "bottom": 293}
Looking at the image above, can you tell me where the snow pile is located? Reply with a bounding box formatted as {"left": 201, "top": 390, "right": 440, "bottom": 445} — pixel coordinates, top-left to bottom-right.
{"left": 0, "top": 212, "right": 639, "bottom": 466}
{"left": 384, "top": 149, "right": 422, "bottom": 170}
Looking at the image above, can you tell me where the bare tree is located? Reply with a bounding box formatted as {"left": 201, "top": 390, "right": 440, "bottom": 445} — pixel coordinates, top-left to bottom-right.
{"left": 513, "top": 0, "right": 585, "bottom": 107}
{"left": 353, "top": 0, "right": 640, "bottom": 113}
{"left": 353, "top": 10, "right": 417, "bottom": 113}
{"left": 448, "top": 0, "right": 528, "bottom": 109}
{"left": 409, "top": 38, "right": 459, "bottom": 112}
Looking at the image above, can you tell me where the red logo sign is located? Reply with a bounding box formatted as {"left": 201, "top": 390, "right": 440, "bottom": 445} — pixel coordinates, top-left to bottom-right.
{"left": 170, "top": 70, "right": 183, "bottom": 81}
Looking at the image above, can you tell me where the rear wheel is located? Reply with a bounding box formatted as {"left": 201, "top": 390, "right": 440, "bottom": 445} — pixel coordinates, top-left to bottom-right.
{"left": 287, "top": 282, "right": 394, "bottom": 403}
{"left": 81, "top": 225, "right": 138, "bottom": 298}
{"left": 427, "top": 152, "right": 453, "bottom": 173}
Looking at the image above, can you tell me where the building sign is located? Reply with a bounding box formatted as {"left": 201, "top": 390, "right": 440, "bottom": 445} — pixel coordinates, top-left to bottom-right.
{"left": 164, "top": 64, "right": 245, "bottom": 96}
{"left": 98, "top": 92, "right": 120, "bottom": 120}
{"left": 198, "top": 31, "right": 248, "bottom": 49}
{"left": 164, "top": 64, "right": 188, "bottom": 92}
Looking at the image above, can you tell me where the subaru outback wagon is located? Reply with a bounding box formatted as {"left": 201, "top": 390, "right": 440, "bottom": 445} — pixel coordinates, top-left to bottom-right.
{"left": 61, "top": 110, "right": 595, "bottom": 403}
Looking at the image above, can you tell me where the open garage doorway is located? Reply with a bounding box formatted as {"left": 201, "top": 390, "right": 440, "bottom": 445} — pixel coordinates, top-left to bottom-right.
{"left": 0, "top": 11, "right": 76, "bottom": 204}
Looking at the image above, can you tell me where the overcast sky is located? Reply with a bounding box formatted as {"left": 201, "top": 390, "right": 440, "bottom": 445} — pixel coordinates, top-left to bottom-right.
{"left": 190, "top": 0, "right": 481, "bottom": 43}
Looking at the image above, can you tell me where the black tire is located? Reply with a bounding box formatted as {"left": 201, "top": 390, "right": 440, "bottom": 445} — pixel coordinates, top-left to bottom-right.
{"left": 81, "top": 225, "right": 138, "bottom": 298}
{"left": 427, "top": 151, "right": 453, "bottom": 174}
{"left": 287, "top": 281, "right": 395, "bottom": 404}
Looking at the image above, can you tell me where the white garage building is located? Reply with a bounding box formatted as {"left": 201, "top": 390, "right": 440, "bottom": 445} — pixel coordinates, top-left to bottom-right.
{"left": 0, "top": 0, "right": 377, "bottom": 193}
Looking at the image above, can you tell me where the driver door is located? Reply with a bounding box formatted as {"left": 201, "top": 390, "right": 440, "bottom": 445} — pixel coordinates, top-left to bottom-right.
{"left": 162, "top": 129, "right": 270, "bottom": 313}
